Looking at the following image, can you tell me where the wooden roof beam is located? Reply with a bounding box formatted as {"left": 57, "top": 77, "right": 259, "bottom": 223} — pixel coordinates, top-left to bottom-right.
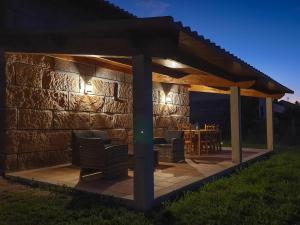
{"left": 102, "top": 58, "right": 188, "bottom": 77}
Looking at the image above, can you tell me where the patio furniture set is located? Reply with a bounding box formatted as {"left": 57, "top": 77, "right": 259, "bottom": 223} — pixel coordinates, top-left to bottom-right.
{"left": 72, "top": 125, "right": 221, "bottom": 181}
{"left": 181, "top": 124, "right": 222, "bottom": 155}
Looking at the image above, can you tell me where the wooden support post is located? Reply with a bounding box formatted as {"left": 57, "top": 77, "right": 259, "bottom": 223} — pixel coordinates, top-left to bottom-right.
{"left": 230, "top": 86, "right": 242, "bottom": 163}
{"left": 132, "top": 54, "right": 154, "bottom": 211}
{"left": 266, "top": 97, "right": 274, "bottom": 151}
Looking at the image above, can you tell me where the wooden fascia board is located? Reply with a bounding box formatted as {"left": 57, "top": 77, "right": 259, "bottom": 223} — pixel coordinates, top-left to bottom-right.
{"left": 188, "top": 85, "right": 230, "bottom": 95}
{"left": 3, "top": 35, "right": 133, "bottom": 56}
{"left": 3, "top": 34, "right": 178, "bottom": 58}
{"left": 189, "top": 85, "right": 285, "bottom": 99}
{"left": 103, "top": 58, "right": 187, "bottom": 77}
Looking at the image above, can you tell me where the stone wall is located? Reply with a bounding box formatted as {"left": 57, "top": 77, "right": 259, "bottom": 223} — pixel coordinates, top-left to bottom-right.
{"left": 2, "top": 53, "right": 189, "bottom": 172}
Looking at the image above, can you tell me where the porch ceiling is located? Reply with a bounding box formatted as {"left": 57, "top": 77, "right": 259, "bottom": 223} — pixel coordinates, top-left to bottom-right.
{"left": 3, "top": 16, "right": 292, "bottom": 98}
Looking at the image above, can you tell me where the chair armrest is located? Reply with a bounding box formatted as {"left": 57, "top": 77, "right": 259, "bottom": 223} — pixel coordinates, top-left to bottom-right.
{"left": 154, "top": 137, "right": 167, "bottom": 145}
{"left": 105, "top": 144, "right": 128, "bottom": 158}
{"left": 171, "top": 138, "right": 183, "bottom": 146}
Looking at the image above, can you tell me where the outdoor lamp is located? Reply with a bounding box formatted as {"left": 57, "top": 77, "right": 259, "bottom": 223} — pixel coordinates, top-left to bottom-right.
{"left": 85, "top": 82, "right": 93, "bottom": 94}
{"left": 165, "top": 96, "right": 172, "bottom": 104}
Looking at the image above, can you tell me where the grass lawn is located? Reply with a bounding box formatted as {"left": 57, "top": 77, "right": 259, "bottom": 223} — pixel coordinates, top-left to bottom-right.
{"left": 1, "top": 147, "right": 300, "bottom": 225}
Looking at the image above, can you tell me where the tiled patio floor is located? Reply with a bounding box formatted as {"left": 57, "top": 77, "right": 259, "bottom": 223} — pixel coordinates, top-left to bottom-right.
{"left": 6, "top": 148, "right": 270, "bottom": 203}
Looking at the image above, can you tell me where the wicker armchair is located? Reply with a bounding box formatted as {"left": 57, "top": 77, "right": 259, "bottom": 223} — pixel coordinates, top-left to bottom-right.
{"left": 72, "top": 130, "right": 128, "bottom": 180}
{"left": 154, "top": 130, "right": 185, "bottom": 163}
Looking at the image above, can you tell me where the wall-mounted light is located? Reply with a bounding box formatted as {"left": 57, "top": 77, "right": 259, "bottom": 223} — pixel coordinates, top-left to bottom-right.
{"left": 79, "top": 79, "right": 84, "bottom": 93}
{"left": 85, "top": 81, "right": 93, "bottom": 94}
{"left": 165, "top": 96, "right": 172, "bottom": 104}
{"left": 113, "top": 82, "right": 119, "bottom": 100}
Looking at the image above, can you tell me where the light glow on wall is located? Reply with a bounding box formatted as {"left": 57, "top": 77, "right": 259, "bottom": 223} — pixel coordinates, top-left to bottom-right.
{"left": 164, "top": 59, "right": 184, "bottom": 69}
{"left": 85, "top": 82, "right": 93, "bottom": 94}
{"left": 165, "top": 95, "right": 172, "bottom": 104}
{"left": 79, "top": 78, "right": 93, "bottom": 94}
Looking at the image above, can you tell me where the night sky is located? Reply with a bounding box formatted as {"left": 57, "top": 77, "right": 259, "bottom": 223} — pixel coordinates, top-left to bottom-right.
{"left": 109, "top": 0, "right": 300, "bottom": 102}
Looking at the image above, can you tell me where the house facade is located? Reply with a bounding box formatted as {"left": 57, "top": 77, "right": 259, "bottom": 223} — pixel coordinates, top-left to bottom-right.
{"left": 0, "top": 0, "right": 293, "bottom": 211}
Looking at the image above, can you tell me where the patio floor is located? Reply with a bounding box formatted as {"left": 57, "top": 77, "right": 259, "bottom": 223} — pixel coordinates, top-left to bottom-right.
{"left": 6, "top": 148, "right": 271, "bottom": 204}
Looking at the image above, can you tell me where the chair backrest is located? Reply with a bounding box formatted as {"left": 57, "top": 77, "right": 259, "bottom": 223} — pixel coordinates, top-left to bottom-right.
{"left": 165, "top": 130, "right": 184, "bottom": 143}
{"left": 79, "top": 138, "right": 106, "bottom": 169}
{"left": 72, "top": 130, "right": 111, "bottom": 166}
{"left": 72, "top": 130, "right": 91, "bottom": 165}
{"left": 205, "top": 124, "right": 219, "bottom": 131}
{"left": 184, "top": 130, "right": 194, "bottom": 141}
{"left": 181, "top": 123, "right": 191, "bottom": 130}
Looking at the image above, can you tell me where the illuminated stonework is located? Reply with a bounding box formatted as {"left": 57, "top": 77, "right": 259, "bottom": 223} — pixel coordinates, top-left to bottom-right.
{"left": 2, "top": 53, "right": 190, "bottom": 171}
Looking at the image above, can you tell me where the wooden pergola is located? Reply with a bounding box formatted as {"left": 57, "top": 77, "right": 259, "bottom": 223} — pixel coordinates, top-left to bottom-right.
{"left": 1, "top": 16, "right": 293, "bottom": 210}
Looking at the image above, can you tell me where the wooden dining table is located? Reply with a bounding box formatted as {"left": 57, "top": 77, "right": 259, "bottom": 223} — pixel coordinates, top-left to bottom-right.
{"left": 183, "top": 129, "right": 205, "bottom": 155}
{"left": 182, "top": 129, "right": 221, "bottom": 155}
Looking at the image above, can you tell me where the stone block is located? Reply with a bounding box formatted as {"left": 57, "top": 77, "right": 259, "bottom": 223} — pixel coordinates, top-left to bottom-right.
{"left": 95, "top": 67, "right": 117, "bottom": 80}
{"left": 171, "top": 93, "right": 179, "bottom": 105}
{"left": 115, "top": 70, "right": 125, "bottom": 82}
{"left": 113, "top": 114, "right": 132, "bottom": 128}
{"left": 18, "top": 109, "right": 53, "bottom": 129}
{"left": 118, "top": 83, "right": 132, "bottom": 99}
{"left": 154, "top": 128, "right": 165, "bottom": 137}
{"left": 40, "top": 89, "right": 68, "bottom": 110}
{"left": 124, "top": 73, "right": 132, "bottom": 83}
{"left": 179, "top": 85, "right": 189, "bottom": 93}
{"left": 181, "top": 94, "right": 189, "bottom": 106}
{"left": 51, "top": 58, "right": 95, "bottom": 76}
{"left": 153, "top": 103, "right": 159, "bottom": 115}
{"left": 89, "top": 77, "right": 115, "bottom": 96}
{"left": 4, "top": 131, "right": 71, "bottom": 154}
{"left": 152, "top": 89, "right": 159, "bottom": 102}
{"left": 90, "top": 113, "right": 114, "bottom": 129}
{"left": 18, "top": 150, "right": 71, "bottom": 170}
{"left": 42, "top": 70, "right": 79, "bottom": 92}
{"left": 53, "top": 111, "right": 90, "bottom": 129}
{"left": 103, "top": 98, "right": 128, "bottom": 114}
{"left": 5, "top": 62, "right": 15, "bottom": 84}
{"left": 154, "top": 104, "right": 182, "bottom": 116}
{"left": 47, "top": 150, "right": 71, "bottom": 165}
{"left": 1, "top": 108, "right": 17, "bottom": 130}
{"left": 107, "top": 129, "right": 128, "bottom": 142}
{"left": 170, "top": 85, "right": 179, "bottom": 93}
{"left": 127, "top": 100, "right": 133, "bottom": 113}
{"left": 5, "top": 85, "right": 25, "bottom": 108}
{"left": 5, "top": 53, "right": 54, "bottom": 69}
{"left": 69, "top": 92, "right": 105, "bottom": 112}
{"left": 155, "top": 116, "right": 172, "bottom": 128}
{"left": 15, "top": 63, "right": 43, "bottom": 88}
{"left": 170, "top": 116, "right": 189, "bottom": 128}
{"left": 167, "top": 105, "right": 178, "bottom": 115}
{"left": 2, "top": 154, "right": 18, "bottom": 172}
{"left": 179, "top": 106, "right": 190, "bottom": 116}
{"left": 3, "top": 131, "right": 19, "bottom": 154}
{"left": 46, "top": 131, "right": 72, "bottom": 152}
{"left": 5, "top": 85, "right": 68, "bottom": 110}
